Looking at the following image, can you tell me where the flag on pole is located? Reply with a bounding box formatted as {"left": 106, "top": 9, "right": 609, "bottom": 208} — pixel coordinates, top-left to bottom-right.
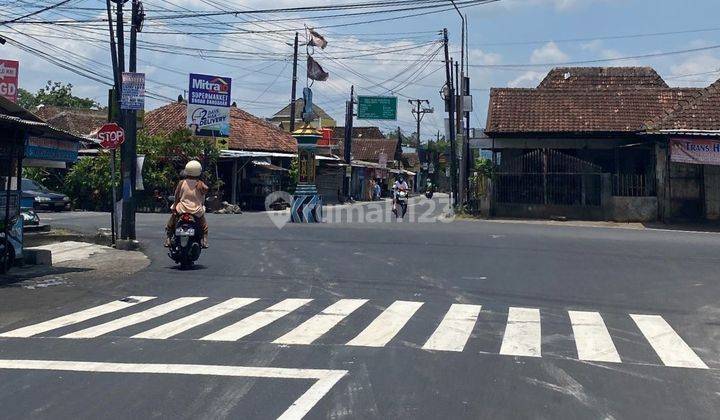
{"left": 307, "top": 56, "right": 329, "bottom": 81}
{"left": 307, "top": 28, "right": 327, "bottom": 49}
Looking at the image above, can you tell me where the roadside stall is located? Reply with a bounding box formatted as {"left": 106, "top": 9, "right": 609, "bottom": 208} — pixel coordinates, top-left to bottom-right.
{"left": 0, "top": 96, "right": 81, "bottom": 273}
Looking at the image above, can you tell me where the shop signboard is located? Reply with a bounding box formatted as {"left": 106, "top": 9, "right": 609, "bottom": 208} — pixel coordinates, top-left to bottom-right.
{"left": 187, "top": 73, "right": 232, "bottom": 137}
{"left": 670, "top": 138, "right": 720, "bottom": 166}
{"left": 0, "top": 59, "right": 19, "bottom": 102}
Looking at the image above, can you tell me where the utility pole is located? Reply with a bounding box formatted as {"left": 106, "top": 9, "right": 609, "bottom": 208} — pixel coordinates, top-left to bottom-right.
{"left": 343, "top": 85, "right": 354, "bottom": 201}
{"left": 408, "top": 99, "right": 432, "bottom": 148}
{"left": 455, "top": 61, "right": 465, "bottom": 205}
{"left": 443, "top": 28, "right": 457, "bottom": 207}
{"left": 289, "top": 32, "right": 299, "bottom": 132}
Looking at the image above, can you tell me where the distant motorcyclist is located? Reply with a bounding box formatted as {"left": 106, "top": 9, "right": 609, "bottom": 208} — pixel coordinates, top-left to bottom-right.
{"left": 392, "top": 176, "right": 409, "bottom": 215}
{"left": 165, "top": 160, "right": 209, "bottom": 248}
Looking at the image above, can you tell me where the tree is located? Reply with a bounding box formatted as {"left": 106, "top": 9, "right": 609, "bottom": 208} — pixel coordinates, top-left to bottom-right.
{"left": 18, "top": 81, "right": 100, "bottom": 109}
{"left": 63, "top": 129, "right": 222, "bottom": 211}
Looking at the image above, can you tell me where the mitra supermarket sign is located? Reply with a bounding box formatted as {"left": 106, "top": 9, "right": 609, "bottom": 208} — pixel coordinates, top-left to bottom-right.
{"left": 671, "top": 138, "right": 720, "bottom": 166}
{"left": 187, "top": 73, "right": 232, "bottom": 138}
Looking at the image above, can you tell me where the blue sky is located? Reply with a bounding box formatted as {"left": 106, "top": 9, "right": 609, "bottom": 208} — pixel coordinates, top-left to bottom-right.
{"left": 2, "top": 0, "right": 720, "bottom": 140}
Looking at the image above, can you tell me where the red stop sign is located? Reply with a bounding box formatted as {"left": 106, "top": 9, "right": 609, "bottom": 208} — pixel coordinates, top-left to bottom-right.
{"left": 97, "top": 123, "right": 125, "bottom": 150}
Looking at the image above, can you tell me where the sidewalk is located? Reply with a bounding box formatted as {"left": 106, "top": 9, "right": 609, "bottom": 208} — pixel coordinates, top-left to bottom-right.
{"left": 463, "top": 216, "right": 720, "bottom": 234}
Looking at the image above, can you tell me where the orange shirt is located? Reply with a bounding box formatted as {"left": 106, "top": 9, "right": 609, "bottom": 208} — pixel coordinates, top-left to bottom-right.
{"left": 172, "top": 179, "right": 208, "bottom": 216}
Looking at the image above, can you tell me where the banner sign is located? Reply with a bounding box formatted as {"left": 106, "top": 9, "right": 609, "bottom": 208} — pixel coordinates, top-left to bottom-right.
{"left": 670, "top": 138, "right": 720, "bottom": 166}
{"left": 25, "top": 137, "right": 79, "bottom": 162}
{"left": 121, "top": 72, "right": 145, "bottom": 110}
{"left": 187, "top": 73, "right": 232, "bottom": 137}
{"left": 0, "top": 59, "right": 19, "bottom": 103}
{"left": 357, "top": 96, "right": 397, "bottom": 120}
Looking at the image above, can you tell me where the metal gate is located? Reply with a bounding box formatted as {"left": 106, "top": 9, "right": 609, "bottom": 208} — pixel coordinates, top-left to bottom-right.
{"left": 494, "top": 149, "right": 602, "bottom": 207}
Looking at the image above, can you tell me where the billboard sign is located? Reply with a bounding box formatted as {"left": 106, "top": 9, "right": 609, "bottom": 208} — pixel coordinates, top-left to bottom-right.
{"left": 357, "top": 96, "right": 397, "bottom": 120}
{"left": 121, "top": 72, "right": 145, "bottom": 110}
{"left": 670, "top": 138, "right": 720, "bottom": 166}
{"left": 187, "top": 73, "right": 232, "bottom": 137}
{"left": 0, "top": 59, "right": 19, "bottom": 103}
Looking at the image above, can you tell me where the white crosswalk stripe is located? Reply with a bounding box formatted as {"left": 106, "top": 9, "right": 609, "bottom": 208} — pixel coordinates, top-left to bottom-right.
{"left": 274, "top": 299, "right": 368, "bottom": 345}
{"left": 630, "top": 314, "right": 708, "bottom": 369}
{"left": 62, "top": 297, "right": 207, "bottom": 339}
{"left": 569, "top": 310, "right": 621, "bottom": 363}
{"left": 499, "top": 307, "right": 541, "bottom": 357}
{"left": 346, "top": 300, "right": 424, "bottom": 347}
{"left": 422, "top": 304, "right": 482, "bottom": 352}
{"left": 201, "top": 298, "right": 312, "bottom": 342}
{"left": 132, "top": 298, "right": 259, "bottom": 340}
{"left": 1, "top": 297, "right": 710, "bottom": 370}
{"left": 0, "top": 296, "right": 155, "bottom": 338}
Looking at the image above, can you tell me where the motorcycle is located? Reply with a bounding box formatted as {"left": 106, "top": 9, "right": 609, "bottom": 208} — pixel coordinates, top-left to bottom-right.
{"left": 395, "top": 190, "right": 409, "bottom": 218}
{"left": 168, "top": 213, "right": 203, "bottom": 270}
{"left": 425, "top": 188, "right": 433, "bottom": 199}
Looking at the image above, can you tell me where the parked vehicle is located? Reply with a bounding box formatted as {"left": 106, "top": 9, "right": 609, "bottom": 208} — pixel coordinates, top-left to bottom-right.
{"left": 21, "top": 208, "right": 40, "bottom": 226}
{"left": 168, "top": 213, "right": 203, "bottom": 270}
{"left": 21, "top": 178, "right": 70, "bottom": 211}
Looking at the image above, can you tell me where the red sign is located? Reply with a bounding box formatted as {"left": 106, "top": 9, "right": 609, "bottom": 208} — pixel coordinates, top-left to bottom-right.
{"left": 0, "top": 59, "right": 19, "bottom": 103}
{"left": 97, "top": 123, "right": 125, "bottom": 150}
{"left": 670, "top": 138, "right": 720, "bottom": 166}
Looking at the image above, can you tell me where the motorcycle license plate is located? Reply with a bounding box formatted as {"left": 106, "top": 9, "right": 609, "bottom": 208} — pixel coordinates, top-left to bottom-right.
{"left": 175, "top": 228, "right": 195, "bottom": 236}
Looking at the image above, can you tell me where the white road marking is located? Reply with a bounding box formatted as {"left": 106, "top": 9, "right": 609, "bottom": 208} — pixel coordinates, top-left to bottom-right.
{"left": 499, "top": 307, "right": 541, "bottom": 357}
{"left": 201, "top": 298, "right": 313, "bottom": 342}
{"left": 27, "top": 241, "right": 111, "bottom": 263}
{"left": 61, "top": 297, "right": 206, "bottom": 339}
{"left": 346, "top": 300, "right": 423, "bottom": 347}
{"left": 422, "top": 304, "right": 482, "bottom": 352}
{"left": 274, "top": 299, "right": 368, "bottom": 345}
{"left": 132, "top": 298, "right": 259, "bottom": 340}
{"left": 630, "top": 314, "right": 708, "bottom": 369}
{"left": 0, "top": 297, "right": 156, "bottom": 338}
{"left": 0, "top": 359, "right": 347, "bottom": 420}
{"left": 568, "top": 311, "right": 621, "bottom": 363}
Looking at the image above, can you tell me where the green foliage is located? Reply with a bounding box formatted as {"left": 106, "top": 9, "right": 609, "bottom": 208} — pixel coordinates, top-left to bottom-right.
{"left": 287, "top": 157, "right": 299, "bottom": 193}
{"left": 64, "top": 153, "right": 116, "bottom": 211}
{"left": 63, "top": 129, "right": 223, "bottom": 211}
{"left": 474, "top": 157, "right": 494, "bottom": 178}
{"left": 22, "top": 167, "right": 66, "bottom": 192}
{"left": 18, "top": 81, "right": 100, "bottom": 109}
{"left": 137, "top": 129, "right": 223, "bottom": 197}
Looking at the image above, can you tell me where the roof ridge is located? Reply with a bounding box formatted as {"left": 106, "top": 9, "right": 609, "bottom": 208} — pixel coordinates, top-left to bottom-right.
{"left": 644, "top": 77, "right": 720, "bottom": 130}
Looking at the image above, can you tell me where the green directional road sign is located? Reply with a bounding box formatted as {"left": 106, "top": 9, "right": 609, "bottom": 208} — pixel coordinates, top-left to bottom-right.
{"left": 357, "top": 96, "right": 397, "bottom": 120}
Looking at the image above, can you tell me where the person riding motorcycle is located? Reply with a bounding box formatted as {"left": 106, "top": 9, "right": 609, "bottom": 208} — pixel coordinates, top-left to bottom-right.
{"left": 165, "top": 160, "right": 209, "bottom": 248}
{"left": 392, "top": 176, "right": 409, "bottom": 215}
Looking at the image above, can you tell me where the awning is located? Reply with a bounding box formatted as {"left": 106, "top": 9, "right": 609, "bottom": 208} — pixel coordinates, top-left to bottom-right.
{"left": 251, "top": 160, "right": 289, "bottom": 172}
{"left": 220, "top": 150, "right": 297, "bottom": 159}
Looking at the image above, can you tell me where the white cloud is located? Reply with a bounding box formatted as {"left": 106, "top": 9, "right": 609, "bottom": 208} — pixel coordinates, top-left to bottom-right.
{"left": 508, "top": 71, "right": 546, "bottom": 88}
{"left": 530, "top": 42, "right": 569, "bottom": 64}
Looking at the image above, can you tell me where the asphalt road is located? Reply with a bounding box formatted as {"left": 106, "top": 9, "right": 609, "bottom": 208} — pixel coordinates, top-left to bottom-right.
{"left": 1, "top": 196, "right": 719, "bottom": 419}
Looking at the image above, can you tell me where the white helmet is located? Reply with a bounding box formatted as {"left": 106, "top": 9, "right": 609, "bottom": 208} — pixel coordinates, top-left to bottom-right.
{"left": 184, "top": 160, "right": 202, "bottom": 177}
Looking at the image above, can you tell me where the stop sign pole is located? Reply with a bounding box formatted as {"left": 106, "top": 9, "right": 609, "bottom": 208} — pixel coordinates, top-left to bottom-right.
{"left": 98, "top": 123, "right": 125, "bottom": 247}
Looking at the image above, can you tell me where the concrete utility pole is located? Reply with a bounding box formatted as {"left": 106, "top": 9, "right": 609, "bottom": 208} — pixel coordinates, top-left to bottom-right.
{"left": 443, "top": 28, "right": 457, "bottom": 207}
{"left": 408, "top": 99, "right": 432, "bottom": 148}
{"left": 343, "top": 85, "right": 354, "bottom": 200}
{"left": 289, "top": 32, "right": 299, "bottom": 132}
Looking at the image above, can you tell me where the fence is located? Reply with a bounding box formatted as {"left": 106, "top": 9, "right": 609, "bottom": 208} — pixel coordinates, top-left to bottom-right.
{"left": 612, "top": 173, "right": 655, "bottom": 197}
{"left": 494, "top": 150, "right": 602, "bottom": 207}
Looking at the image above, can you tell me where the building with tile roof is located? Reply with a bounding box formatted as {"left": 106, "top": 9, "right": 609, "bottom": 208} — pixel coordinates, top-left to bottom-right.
{"left": 482, "top": 67, "right": 720, "bottom": 223}
{"left": 145, "top": 101, "right": 296, "bottom": 154}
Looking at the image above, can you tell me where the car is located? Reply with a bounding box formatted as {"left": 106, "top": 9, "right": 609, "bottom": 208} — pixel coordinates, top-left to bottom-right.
{"left": 21, "top": 178, "right": 71, "bottom": 211}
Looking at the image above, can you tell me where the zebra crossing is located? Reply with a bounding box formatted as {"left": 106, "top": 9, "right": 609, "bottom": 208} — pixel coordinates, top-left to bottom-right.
{"left": 0, "top": 296, "right": 710, "bottom": 370}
